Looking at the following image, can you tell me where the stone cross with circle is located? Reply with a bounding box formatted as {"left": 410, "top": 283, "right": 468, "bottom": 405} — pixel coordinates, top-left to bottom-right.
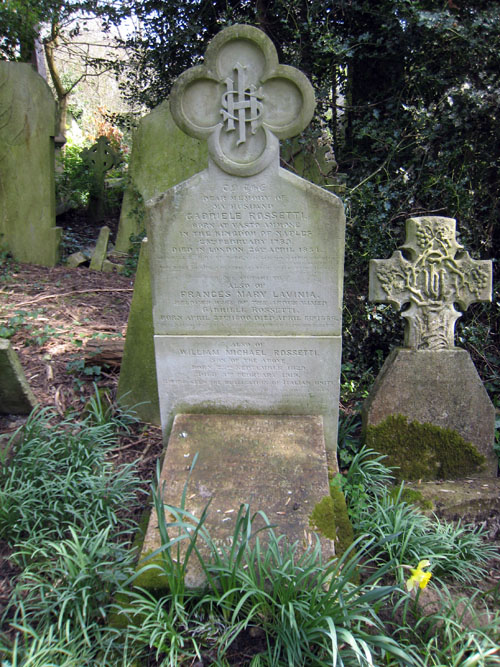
{"left": 169, "top": 25, "right": 316, "bottom": 176}
{"left": 369, "top": 216, "right": 492, "bottom": 350}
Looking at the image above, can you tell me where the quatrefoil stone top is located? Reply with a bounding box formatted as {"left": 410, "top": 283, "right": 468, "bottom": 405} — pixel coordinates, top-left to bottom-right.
{"left": 170, "top": 24, "right": 315, "bottom": 176}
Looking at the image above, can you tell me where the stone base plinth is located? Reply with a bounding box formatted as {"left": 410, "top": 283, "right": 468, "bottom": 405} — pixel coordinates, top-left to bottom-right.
{"left": 138, "top": 414, "right": 336, "bottom": 588}
{"left": 363, "top": 348, "right": 497, "bottom": 478}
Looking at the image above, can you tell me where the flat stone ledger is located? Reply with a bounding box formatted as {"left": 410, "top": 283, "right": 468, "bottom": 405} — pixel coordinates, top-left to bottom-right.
{"left": 363, "top": 348, "right": 497, "bottom": 477}
{"left": 139, "top": 414, "right": 335, "bottom": 589}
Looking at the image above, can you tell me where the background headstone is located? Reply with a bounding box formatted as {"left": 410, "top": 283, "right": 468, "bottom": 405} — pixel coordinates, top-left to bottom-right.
{"left": 89, "top": 225, "right": 110, "bottom": 270}
{"left": 116, "top": 103, "right": 207, "bottom": 421}
{"left": 147, "top": 25, "right": 346, "bottom": 453}
{"left": 81, "top": 136, "right": 121, "bottom": 223}
{"left": 363, "top": 216, "right": 496, "bottom": 478}
{"left": 114, "top": 101, "right": 208, "bottom": 254}
{"left": 117, "top": 238, "right": 160, "bottom": 423}
{"left": 0, "top": 62, "right": 61, "bottom": 266}
{"left": 0, "top": 339, "right": 37, "bottom": 414}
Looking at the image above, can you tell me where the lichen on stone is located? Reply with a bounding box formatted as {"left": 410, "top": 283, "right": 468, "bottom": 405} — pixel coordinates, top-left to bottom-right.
{"left": 365, "top": 414, "right": 485, "bottom": 481}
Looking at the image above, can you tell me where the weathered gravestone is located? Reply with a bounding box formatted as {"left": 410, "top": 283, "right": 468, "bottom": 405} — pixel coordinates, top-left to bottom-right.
{"left": 89, "top": 225, "right": 110, "bottom": 271}
{"left": 0, "top": 339, "right": 37, "bottom": 414}
{"left": 0, "top": 62, "right": 61, "bottom": 266}
{"left": 139, "top": 25, "right": 346, "bottom": 582}
{"left": 147, "top": 24, "right": 345, "bottom": 453}
{"left": 114, "top": 101, "right": 207, "bottom": 254}
{"left": 116, "top": 103, "right": 207, "bottom": 422}
{"left": 81, "top": 136, "right": 121, "bottom": 223}
{"left": 363, "top": 216, "right": 496, "bottom": 478}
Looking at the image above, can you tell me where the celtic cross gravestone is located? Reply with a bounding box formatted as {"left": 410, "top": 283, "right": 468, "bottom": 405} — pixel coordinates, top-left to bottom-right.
{"left": 370, "top": 217, "right": 492, "bottom": 350}
{"left": 364, "top": 216, "right": 496, "bottom": 478}
{"left": 81, "top": 136, "right": 120, "bottom": 222}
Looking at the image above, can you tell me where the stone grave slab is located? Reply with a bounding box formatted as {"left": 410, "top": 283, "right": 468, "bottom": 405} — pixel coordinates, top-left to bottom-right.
{"left": 0, "top": 339, "right": 37, "bottom": 414}
{"left": 138, "top": 413, "right": 335, "bottom": 589}
{"left": 364, "top": 216, "right": 496, "bottom": 478}
{"left": 146, "top": 25, "right": 345, "bottom": 453}
{"left": 0, "top": 62, "right": 61, "bottom": 266}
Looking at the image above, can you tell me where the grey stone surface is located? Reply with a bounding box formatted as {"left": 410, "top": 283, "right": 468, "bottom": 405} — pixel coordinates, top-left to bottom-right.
{"left": 89, "top": 225, "right": 110, "bottom": 271}
{"left": 0, "top": 62, "right": 61, "bottom": 266}
{"left": 147, "top": 25, "right": 345, "bottom": 453}
{"left": 117, "top": 239, "right": 160, "bottom": 424}
{"left": 155, "top": 335, "right": 341, "bottom": 449}
{"left": 114, "top": 101, "right": 208, "bottom": 253}
{"left": 0, "top": 339, "right": 37, "bottom": 414}
{"left": 369, "top": 217, "right": 492, "bottom": 350}
{"left": 138, "top": 414, "right": 335, "bottom": 588}
{"left": 363, "top": 348, "right": 497, "bottom": 477}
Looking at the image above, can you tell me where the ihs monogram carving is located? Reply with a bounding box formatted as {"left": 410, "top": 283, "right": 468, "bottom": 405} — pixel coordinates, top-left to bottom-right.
{"left": 370, "top": 217, "right": 492, "bottom": 350}
{"left": 170, "top": 25, "right": 315, "bottom": 176}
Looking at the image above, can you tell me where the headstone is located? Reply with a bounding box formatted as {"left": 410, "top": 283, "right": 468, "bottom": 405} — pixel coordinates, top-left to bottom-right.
{"left": 81, "top": 136, "right": 120, "bottom": 222}
{"left": 0, "top": 339, "right": 37, "bottom": 414}
{"left": 114, "top": 101, "right": 208, "bottom": 254}
{"left": 89, "top": 225, "right": 110, "bottom": 270}
{"left": 138, "top": 413, "right": 334, "bottom": 589}
{"left": 363, "top": 216, "right": 496, "bottom": 478}
{"left": 117, "top": 239, "right": 160, "bottom": 424}
{"left": 116, "top": 103, "right": 207, "bottom": 422}
{"left": 0, "top": 62, "right": 61, "bottom": 266}
{"left": 147, "top": 25, "right": 345, "bottom": 453}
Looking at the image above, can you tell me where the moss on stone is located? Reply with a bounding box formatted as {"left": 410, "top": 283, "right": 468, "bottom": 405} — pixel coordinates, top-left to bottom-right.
{"left": 329, "top": 485, "right": 354, "bottom": 556}
{"left": 388, "top": 486, "right": 434, "bottom": 511}
{"left": 309, "top": 495, "right": 336, "bottom": 540}
{"left": 365, "top": 414, "right": 485, "bottom": 481}
{"left": 309, "top": 490, "right": 354, "bottom": 558}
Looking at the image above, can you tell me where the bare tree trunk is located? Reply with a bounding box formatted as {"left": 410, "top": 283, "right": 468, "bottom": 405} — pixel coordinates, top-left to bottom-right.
{"left": 44, "top": 37, "right": 67, "bottom": 142}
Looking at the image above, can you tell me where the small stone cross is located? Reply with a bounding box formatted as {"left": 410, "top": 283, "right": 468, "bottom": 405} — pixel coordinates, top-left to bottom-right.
{"left": 369, "top": 217, "right": 492, "bottom": 349}
{"left": 81, "top": 136, "right": 121, "bottom": 221}
{"left": 169, "top": 25, "right": 315, "bottom": 176}
{"left": 81, "top": 136, "right": 120, "bottom": 184}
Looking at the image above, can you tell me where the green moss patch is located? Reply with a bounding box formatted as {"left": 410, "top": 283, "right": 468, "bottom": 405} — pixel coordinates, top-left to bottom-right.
{"left": 309, "top": 491, "right": 354, "bottom": 558}
{"left": 365, "top": 414, "right": 485, "bottom": 481}
{"left": 388, "top": 486, "right": 433, "bottom": 511}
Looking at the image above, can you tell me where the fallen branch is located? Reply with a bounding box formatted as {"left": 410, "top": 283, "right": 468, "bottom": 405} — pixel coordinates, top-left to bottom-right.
{"left": 9, "top": 288, "right": 133, "bottom": 308}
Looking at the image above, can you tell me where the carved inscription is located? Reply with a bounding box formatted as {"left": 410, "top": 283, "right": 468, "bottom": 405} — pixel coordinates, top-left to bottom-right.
{"left": 150, "top": 169, "right": 344, "bottom": 336}
{"left": 154, "top": 336, "right": 341, "bottom": 449}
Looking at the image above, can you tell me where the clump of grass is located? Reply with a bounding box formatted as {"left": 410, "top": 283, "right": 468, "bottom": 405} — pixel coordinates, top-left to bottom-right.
{"left": 339, "top": 446, "right": 498, "bottom": 586}
{"left": 0, "top": 393, "right": 141, "bottom": 546}
{"left": 118, "top": 474, "right": 414, "bottom": 666}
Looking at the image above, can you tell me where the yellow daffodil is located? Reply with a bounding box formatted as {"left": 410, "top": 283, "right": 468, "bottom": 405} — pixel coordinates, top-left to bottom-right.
{"left": 406, "top": 559, "right": 432, "bottom": 592}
